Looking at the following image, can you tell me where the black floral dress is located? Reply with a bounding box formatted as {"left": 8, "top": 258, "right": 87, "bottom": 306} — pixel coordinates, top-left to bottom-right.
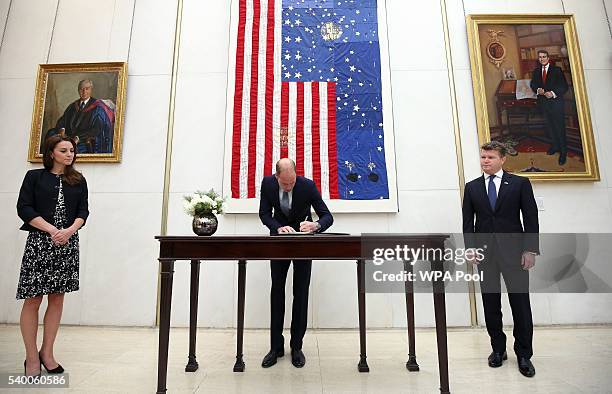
{"left": 16, "top": 175, "right": 80, "bottom": 299}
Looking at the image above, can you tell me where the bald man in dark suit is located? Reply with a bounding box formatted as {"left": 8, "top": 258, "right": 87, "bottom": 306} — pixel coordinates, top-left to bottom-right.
{"left": 259, "top": 158, "right": 333, "bottom": 368}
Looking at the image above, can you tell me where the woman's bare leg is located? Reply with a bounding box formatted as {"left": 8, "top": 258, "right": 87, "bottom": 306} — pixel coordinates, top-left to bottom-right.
{"left": 20, "top": 296, "right": 43, "bottom": 375}
{"left": 40, "top": 293, "right": 64, "bottom": 369}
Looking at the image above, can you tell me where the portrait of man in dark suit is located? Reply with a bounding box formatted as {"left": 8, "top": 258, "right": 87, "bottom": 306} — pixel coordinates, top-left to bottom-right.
{"left": 46, "top": 79, "right": 115, "bottom": 154}
{"left": 462, "top": 141, "right": 539, "bottom": 378}
{"left": 258, "top": 158, "right": 334, "bottom": 369}
{"left": 530, "top": 49, "right": 569, "bottom": 165}
{"left": 30, "top": 63, "right": 127, "bottom": 163}
{"left": 467, "top": 19, "right": 600, "bottom": 179}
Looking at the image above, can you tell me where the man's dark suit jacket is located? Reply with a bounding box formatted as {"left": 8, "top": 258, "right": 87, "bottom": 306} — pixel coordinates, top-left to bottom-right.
{"left": 462, "top": 172, "right": 539, "bottom": 264}
{"left": 259, "top": 175, "right": 333, "bottom": 235}
{"left": 56, "top": 97, "right": 103, "bottom": 141}
{"left": 530, "top": 63, "right": 568, "bottom": 102}
{"left": 17, "top": 169, "right": 89, "bottom": 232}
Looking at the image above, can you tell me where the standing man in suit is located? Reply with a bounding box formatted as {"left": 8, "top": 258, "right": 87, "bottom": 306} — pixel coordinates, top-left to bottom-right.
{"left": 530, "top": 50, "right": 569, "bottom": 165}
{"left": 462, "top": 141, "right": 539, "bottom": 378}
{"left": 259, "top": 158, "right": 334, "bottom": 368}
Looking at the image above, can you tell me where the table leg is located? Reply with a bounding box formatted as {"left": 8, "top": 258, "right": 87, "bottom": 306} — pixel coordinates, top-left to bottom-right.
{"left": 185, "top": 259, "right": 201, "bottom": 372}
{"left": 403, "top": 260, "right": 419, "bottom": 372}
{"left": 156, "top": 260, "right": 175, "bottom": 394}
{"left": 356, "top": 259, "right": 369, "bottom": 372}
{"left": 432, "top": 259, "right": 450, "bottom": 394}
{"left": 233, "top": 259, "right": 247, "bottom": 372}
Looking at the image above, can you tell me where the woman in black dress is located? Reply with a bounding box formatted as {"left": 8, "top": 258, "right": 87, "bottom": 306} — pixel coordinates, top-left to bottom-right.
{"left": 16, "top": 135, "right": 88, "bottom": 376}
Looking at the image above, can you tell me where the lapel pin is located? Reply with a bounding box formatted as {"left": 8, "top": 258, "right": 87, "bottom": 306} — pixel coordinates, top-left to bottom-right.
{"left": 504, "top": 181, "right": 509, "bottom": 185}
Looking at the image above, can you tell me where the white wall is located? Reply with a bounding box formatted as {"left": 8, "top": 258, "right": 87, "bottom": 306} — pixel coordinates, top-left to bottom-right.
{"left": 0, "top": 0, "right": 610, "bottom": 328}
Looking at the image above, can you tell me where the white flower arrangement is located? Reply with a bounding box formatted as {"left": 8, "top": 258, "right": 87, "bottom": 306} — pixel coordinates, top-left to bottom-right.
{"left": 183, "top": 189, "right": 226, "bottom": 217}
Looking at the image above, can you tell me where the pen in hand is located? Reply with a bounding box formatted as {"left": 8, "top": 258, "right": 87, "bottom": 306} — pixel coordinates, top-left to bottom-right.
{"left": 299, "top": 220, "right": 318, "bottom": 233}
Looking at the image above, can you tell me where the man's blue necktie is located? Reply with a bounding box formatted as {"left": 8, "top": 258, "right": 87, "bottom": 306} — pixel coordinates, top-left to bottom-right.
{"left": 488, "top": 175, "right": 497, "bottom": 210}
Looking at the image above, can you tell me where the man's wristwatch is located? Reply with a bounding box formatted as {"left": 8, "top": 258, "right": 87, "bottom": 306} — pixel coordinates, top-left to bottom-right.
{"left": 314, "top": 222, "right": 321, "bottom": 232}
{"left": 524, "top": 251, "right": 539, "bottom": 256}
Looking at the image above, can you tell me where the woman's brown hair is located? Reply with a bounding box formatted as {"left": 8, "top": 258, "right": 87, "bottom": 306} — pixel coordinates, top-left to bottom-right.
{"left": 42, "top": 135, "right": 84, "bottom": 185}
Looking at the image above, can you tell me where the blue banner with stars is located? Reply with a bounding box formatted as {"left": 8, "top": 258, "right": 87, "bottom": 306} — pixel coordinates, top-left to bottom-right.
{"left": 283, "top": 0, "right": 389, "bottom": 200}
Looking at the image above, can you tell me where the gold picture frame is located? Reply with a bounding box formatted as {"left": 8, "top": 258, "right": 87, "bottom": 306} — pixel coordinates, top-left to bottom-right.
{"left": 28, "top": 62, "right": 128, "bottom": 163}
{"left": 466, "top": 15, "right": 599, "bottom": 181}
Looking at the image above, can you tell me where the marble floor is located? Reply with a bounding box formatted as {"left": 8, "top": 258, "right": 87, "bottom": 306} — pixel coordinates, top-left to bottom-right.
{"left": 0, "top": 324, "right": 611, "bottom": 393}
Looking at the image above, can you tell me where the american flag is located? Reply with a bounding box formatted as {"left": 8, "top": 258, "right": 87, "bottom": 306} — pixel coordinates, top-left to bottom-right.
{"left": 230, "top": 0, "right": 389, "bottom": 201}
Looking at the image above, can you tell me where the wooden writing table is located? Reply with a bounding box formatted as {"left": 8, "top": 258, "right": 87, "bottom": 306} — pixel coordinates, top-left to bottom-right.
{"left": 155, "top": 234, "right": 451, "bottom": 393}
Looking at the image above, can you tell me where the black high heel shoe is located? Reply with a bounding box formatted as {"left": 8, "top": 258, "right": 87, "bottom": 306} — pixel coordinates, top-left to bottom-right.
{"left": 39, "top": 353, "right": 64, "bottom": 374}
{"left": 23, "top": 360, "right": 42, "bottom": 376}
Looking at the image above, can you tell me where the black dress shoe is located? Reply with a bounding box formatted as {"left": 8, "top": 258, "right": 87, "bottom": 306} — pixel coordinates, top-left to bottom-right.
{"left": 547, "top": 147, "right": 558, "bottom": 155}
{"left": 487, "top": 351, "right": 507, "bottom": 368}
{"left": 291, "top": 349, "right": 306, "bottom": 368}
{"left": 39, "top": 353, "right": 64, "bottom": 374}
{"left": 261, "top": 349, "right": 284, "bottom": 368}
{"left": 518, "top": 357, "right": 535, "bottom": 377}
{"left": 559, "top": 154, "right": 567, "bottom": 165}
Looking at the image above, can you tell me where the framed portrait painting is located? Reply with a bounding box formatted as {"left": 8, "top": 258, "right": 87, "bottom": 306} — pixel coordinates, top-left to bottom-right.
{"left": 28, "top": 62, "right": 128, "bottom": 163}
{"left": 466, "top": 15, "right": 599, "bottom": 181}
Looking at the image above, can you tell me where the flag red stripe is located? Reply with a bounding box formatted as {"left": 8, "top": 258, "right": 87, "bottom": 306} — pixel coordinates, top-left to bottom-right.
{"left": 327, "top": 83, "right": 339, "bottom": 198}
{"left": 232, "top": 0, "right": 341, "bottom": 199}
{"left": 280, "top": 82, "right": 289, "bottom": 158}
{"left": 296, "top": 83, "right": 304, "bottom": 176}
{"left": 311, "top": 82, "right": 321, "bottom": 191}
{"left": 231, "top": 0, "right": 247, "bottom": 198}
{"left": 247, "top": 0, "right": 261, "bottom": 198}
{"left": 264, "top": 0, "right": 274, "bottom": 178}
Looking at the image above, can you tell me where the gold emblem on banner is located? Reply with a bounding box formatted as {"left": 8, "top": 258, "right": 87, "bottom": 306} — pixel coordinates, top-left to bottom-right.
{"left": 321, "top": 22, "right": 342, "bottom": 41}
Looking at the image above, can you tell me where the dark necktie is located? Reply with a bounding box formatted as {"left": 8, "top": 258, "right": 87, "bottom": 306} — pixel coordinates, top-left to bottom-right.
{"left": 280, "top": 191, "right": 290, "bottom": 216}
{"left": 79, "top": 101, "right": 85, "bottom": 111}
{"left": 488, "top": 175, "right": 497, "bottom": 210}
